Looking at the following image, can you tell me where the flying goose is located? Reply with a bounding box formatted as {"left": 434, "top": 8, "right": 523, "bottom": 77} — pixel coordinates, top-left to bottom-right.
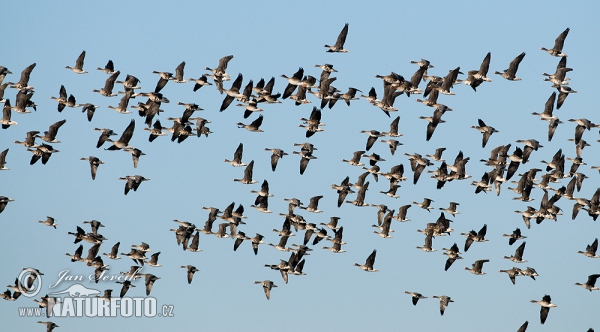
{"left": 116, "top": 74, "right": 141, "bottom": 90}
{"left": 93, "top": 71, "right": 120, "bottom": 97}
{"left": 27, "top": 143, "right": 59, "bottom": 165}
{"left": 265, "top": 148, "right": 288, "bottom": 171}
{"left": 80, "top": 156, "right": 104, "bottom": 180}
{"left": 143, "top": 274, "right": 160, "bottom": 295}
{"left": 432, "top": 295, "right": 454, "bottom": 316}
{"left": 299, "top": 195, "right": 323, "bottom": 213}
{"left": 107, "top": 90, "right": 134, "bottom": 114}
{"left": 237, "top": 114, "right": 263, "bottom": 132}
{"left": 37, "top": 216, "right": 57, "bottom": 229}
{"left": 281, "top": 67, "right": 304, "bottom": 99}
{"left": 499, "top": 267, "right": 522, "bottom": 285}
{"left": 65, "top": 50, "right": 88, "bottom": 74}
{"left": 82, "top": 219, "right": 105, "bottom": 235}
{"left": 502, "top": 228, "right": 527, "bottom": 245}
{"left": 504, "top": 242, "right": 527, "bottom": 263}
{"left": 181, "top": 265, "right": 199, "bottom": 284}
{"left": 530, "top": 294, "right": 556, "bottom": 324}
{"left": 574, "top": 274, "right": 600, "bottom": 292}
{"left": 325, "top": 23, "right": 349, "bottom": 52}
{"left": 472, "top": 119, "right": 499, "bottom": 148}
{"left": 37, "top": 321, "right": 59, "bottom": 332}
{"left": 189, "top": 74, "right": 212, "bottom": 91}
{"left": 97, "top": 60, "right": 115, "bottom": 74}
{"left": 147, "top": 252, "right": 162, "bottom": 267}
{"left": 0, "top": 148, "right": 8, "bottom": 170}
{"left": 442, "top": 243, "right": 463, "bottom": 271}
{"left": 8, "top": 63, "right": 35, "bottom": 90}
{"left": 541, "top": 27, "right": 570, "bottom": 57}
{"left": 461, "top": 224, "right": 488, "bottom": 252}
{"left": 495, "top": 52, "right": 526, "bottom": 81}
{"left": 404, "top": 291, "right": 427, "bottom": 306}
{"left": 254, "top": 280, "right": 277, "bottom": 300}
{"left": 102, "top": 242, "right": 121, "bottom": 260}
{"left": 224, "top": 143, "right": 246, "bottom": 167}
{"left": 233, "top": 160, "right": 257, "bottom": 184}
{"left": 106, "top": 119, "right": 135, "bottom": 150}
{"left": 354, "top": 249, "right": 378, "bottom": 272}
{"left": 38, "top": 119, "right": 66, "bottom": 143}
{"left": 577, "top": 238, "right": 599, "bottom": 258}
{"left": 119, "top": 175, "right": 150, "bottom": 195}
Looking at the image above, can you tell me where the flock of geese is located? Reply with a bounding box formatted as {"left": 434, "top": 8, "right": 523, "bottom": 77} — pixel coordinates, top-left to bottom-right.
{"left": 1, "top": 24, "right": 598, "bottom": 331}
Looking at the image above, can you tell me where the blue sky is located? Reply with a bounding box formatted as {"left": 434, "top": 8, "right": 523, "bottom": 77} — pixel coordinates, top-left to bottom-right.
{"left": 1, "top": 1, "right": 599, "bottom": 331}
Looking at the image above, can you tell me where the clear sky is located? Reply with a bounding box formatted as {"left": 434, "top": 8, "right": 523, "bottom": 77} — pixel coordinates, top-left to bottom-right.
{"left": 1, "top": 1, "right": 599, "bottom": 331}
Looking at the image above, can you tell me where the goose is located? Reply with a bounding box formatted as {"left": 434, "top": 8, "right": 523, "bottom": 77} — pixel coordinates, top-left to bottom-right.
{"left": 251, "top": 195, "right": 272, "bottom": 213}
{"left": 556, "top": 85, "right": 576, "bottom": 109}
{"left": 541, "top": 27, "right": 570, "bottom": 57}
{"left": 268, "top": 235, "right": 292, "bottom": 252}
{"left": 181, "top": 265, "right": 199, "bottom": 284}
{"left": 502, "top": 228, "right": 527, "bottom": 245}
{"left": 143, "top": 274, "right": 160, "bottom": 295}
{"left": 80, "top": 156, "right": 104, "bottom": 180}
{"left": 106, "top": 119, "right": 135, "bottom": 150}
{"left": 224, "top": 143, "right": 246, "bottom": 167}
{"left": 504, "top": 242, "right": 527, "bottom": 263}
{"left": 416, "top": 233, "right": 435, "bottom": 251}
{"left": 471, "top": 171, "right": 492, "bottom": 194}
{"left": 322, "top": 241, "right": 346, "bottom": 253}
{"left": 432, "top": 295, "right": 454, "bottom": 316}
{"left": 442, "top": 243, "right": 463, "bottom": 271}
{"left": 0, "top": 100, "right": 16, "bottom": 129}
{"left": 299, "top": 195, "right": 323, "bottom": 213}
{"left": 93, "top": 70, "right": 120, "bottom": 97}
{"left": 439, "top": 202, "right": 460, "bottom": 216}
{"left": 393, "top": 204, "right": 411, "bottom": 222}
{"left": 37, "top": 120, "right": 66, "bottom": 143}
{"left": 373, "top": 210, "right": 394, "bottom": 238}
{"left": 102, "top": 242, "right": 121, "bottom": 260}
{"left": 8, "top": 63, "right": 35, "bottom": 90}
{"left": 82, "top": 219, "right": 106, "bottom": 235}
{"left": 233, "top": 160, "right": 256, "bottom": 184}
{"left": 315, "top": 63, "right": 337, "bottom": 72}
{"left": 220, "top": 73, "right": 244, "bottom": 111}
{"left": 520, "top": 267, "right": 539, "bottom": 280}
{"left": 65, "top": 50, "right": 88, "bottom": 74}
{"left": 93, "top": 128, "right": 117, "bottom": 148}
{"left": 543, "top": 67, "right": 572, "bottom": 86}
{"left": 107, "top": 90, "right": 133, "bottom": 114}
{"left": 120, "top": 249, "right": 147, "bottom": 266}
{"left": 0, "top": 196, "right": 14, "bottom": 214}
{"left": 206, "top": 54, "right": 233, "bottom": 78}
{"left": 116, "top": 74, "right": 141, "bottom": 90}
{"left": 115, "top": 280, "right": 135, "bottom": 298}
{"left": 0, "top": 66, "right": 12, "bottom": 85}
{"left": 97, "top": 60, "right": 115, "bottom": 74}
{"left": 354, "top": 249, "right": 378, "bottom": 272}
{"left": 250, "top": 233, "right": 266, "bottom": 255}
{"left": 27, "top": 143, "right": 59, "bottom": 165}
{"left": 264, "top": 148, "right": 287, "bottom": 171}
{"left": 293, "top": 148, "right": 317, "bottom": 175}
{"left": 380, "top": 183, "right": 400, "bottom": 198}
{"left": 405, "top": 153, "right": 433, "bottom": 184}
{"left": 0, "top": 148, "right": 8, "bottom": 170}
{"left": 119, "top": 175, "right": 150, "bottom": 195}
{"left": 412, "top": 198, "right": 434, "bottom": 212}
{"left": 119, "top": 266, "right": 143, "bottom": 280}
{"left": 237, "top": 114, "right": 263, "bottom": 132}
{"left": 494, "top": 52, "right": 526, "bottom": 81}
{"left": 381, "top": 164, "right": 407, "bottom": 184}
{"left": 499, "top": 267, "right": 522, "bottom": 285}
{"left": 404, "top": 291, "right": 427, "bottom": 306}
{"left": 320, "top": 216, "right": 341, "bottom": 230}
{"left": 472, "top": 119, "right": 499, "bottom": 148}
{"left": 65, "top": 244, "right": 83, "bottom": 262}
{"left": 472, "top": 52, "right": 492, "bottom": 82}
{"left": 346, "top": 181, "right": 370, "bottom": 207}
{"left": 577, "top": 238, "right": 599, "bottom": 258}
{"left": 187, "top": 231, "right": 202, "bottom": 252}
{"left": 78, "top": 103, "right": 98, "bottom": 122}
{"left": 342, "top": 150, "right": 365, "bottom": 166}
{"left": 575, "top": 274, "right": 600, "bottom": 291}
{"left": 189, "top": 74, "right": 212, "bottom": 91}
{"left": 254, "top": 280, "right": 277, "bottom": 300}
{"left": 360, "top": 87, "right": 379, "bottom": 105}
{"left": 530, "top": 294, "right": 556, "bottom": 324}
{"left": 325, "top": 23, "right": 349, "bottom": 52}
{"left": 281, "top": 67, "right": 304, "bottom": 99}
{"left": 251, "top": 179, "right": 274, "bottom": 198}
{"left": 123, "top": 147, "right": 145, "bottom": 168}
{"left": 461, "top": 224, "right": 488, "bottom": 252}
{"left": 37, "top": 321, "right": 59, "bottom": 332}
{"left": 147, "top": 252, "right": 161, "bottom": 267}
